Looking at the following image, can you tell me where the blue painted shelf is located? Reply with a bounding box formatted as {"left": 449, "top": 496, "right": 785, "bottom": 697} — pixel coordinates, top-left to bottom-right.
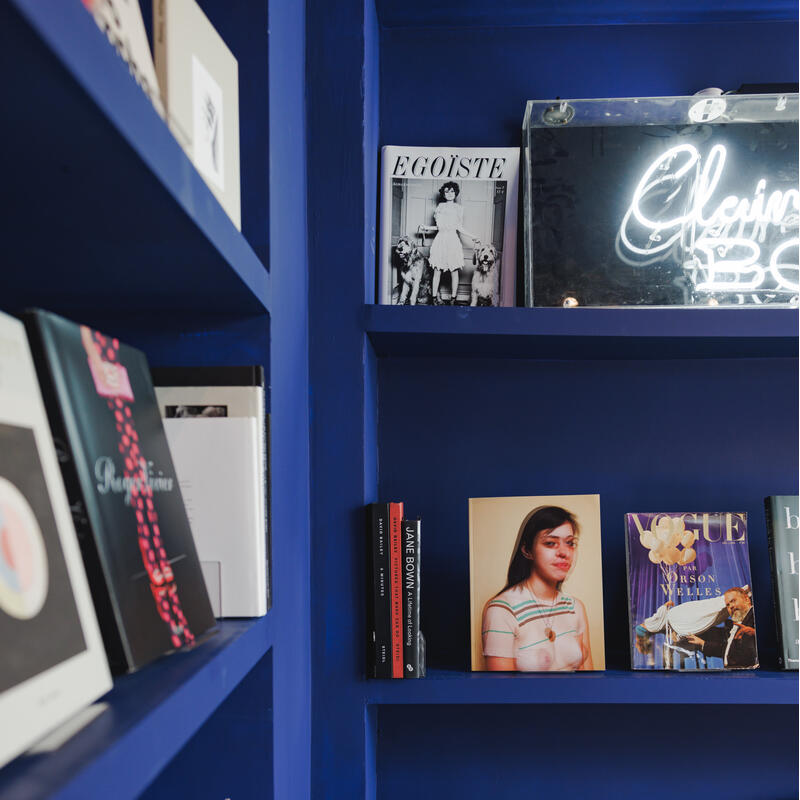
{"left": 1, "top": 0, "right": 269, "bottom": 317}
{"left": 375, "top": 0, "right": 798, "bottom": 28}
{"left": 366, "top": 668, "right": 798, "bottom": 705}
{"left": 365, "top": 305, "right": 799, "bottom": 360}
{"left": 0, "top": 616, "right": 273, "bottom": 800}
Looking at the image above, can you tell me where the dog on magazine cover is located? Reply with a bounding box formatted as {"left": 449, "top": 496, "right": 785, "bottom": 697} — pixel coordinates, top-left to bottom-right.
{"left": 392, "top": 235, "right": 432, "bottom": 305}
{"left": 470, "top": 243, "right": 500, "bottom": 307}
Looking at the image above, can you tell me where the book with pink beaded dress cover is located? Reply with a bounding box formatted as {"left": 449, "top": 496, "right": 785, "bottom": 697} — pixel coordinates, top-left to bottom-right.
{"left": 23, "top": 310, "right": 215, "bottom": 673}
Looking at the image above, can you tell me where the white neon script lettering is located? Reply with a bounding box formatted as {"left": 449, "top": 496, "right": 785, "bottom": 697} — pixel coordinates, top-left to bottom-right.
{"left": 618, "top": 144, "right": 800, "bottom": 294}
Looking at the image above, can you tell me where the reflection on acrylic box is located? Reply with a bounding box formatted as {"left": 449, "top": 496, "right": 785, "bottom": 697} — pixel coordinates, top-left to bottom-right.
{"left": 469, "top": 495, "right": 605, "bottom": 672}
{"left": 22, "top": 310, "right": 216, "bottom": 675}
{"left": 522, "top": 94, "right": 799, "bottom": 307}
{"left": 152, "top": 367, "right": 269, "bottom": 618}
{"left": 0, "top": 311, "right": 111, "bottom": 769}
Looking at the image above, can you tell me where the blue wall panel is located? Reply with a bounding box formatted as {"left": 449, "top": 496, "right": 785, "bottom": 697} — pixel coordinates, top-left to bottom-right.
{"left": 378, "top": 356, "right": 798, "bottom": 671}
{"left": 377, "top": 704, "right": 799, "bottom": 799}
{"left": 381, "top": 22, "right": 798, "bottom": 147}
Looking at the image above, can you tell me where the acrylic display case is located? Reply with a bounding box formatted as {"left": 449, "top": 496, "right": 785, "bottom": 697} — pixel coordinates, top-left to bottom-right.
{"left": 522, "top": 94, "right": 799, "bottom": 307}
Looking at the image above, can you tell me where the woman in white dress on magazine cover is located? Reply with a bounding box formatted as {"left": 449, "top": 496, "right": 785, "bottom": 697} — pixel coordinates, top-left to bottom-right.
{"left": 418, "top": 181, "right": 480, "bottom": 305}
{"left": 482, "top": 506, "right": 593, "bottom": 672}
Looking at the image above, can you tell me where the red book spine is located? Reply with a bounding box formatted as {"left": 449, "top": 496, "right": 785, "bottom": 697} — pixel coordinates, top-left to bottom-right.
{"left": 389, "top": 501, "right": 404, "bottom": 678}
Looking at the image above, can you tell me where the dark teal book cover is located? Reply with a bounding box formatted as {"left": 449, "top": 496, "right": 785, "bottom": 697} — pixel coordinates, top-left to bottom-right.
{"left": 765, "top": 496, "right": 799, "bottom": 670}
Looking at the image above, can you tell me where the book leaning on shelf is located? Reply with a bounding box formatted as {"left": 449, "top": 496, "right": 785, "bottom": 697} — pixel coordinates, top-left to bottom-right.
{"left": 22, "top": 309, "right": 216, "bottom": 674}
{"left": 625, "top": 512, "right": 758, "bottom": 671}
{"left": 151, "top": 366, "right": 269, "bottom": 618}
{"left": 765, "top": 496, "right": 799, "bottom": 670}
{"left": 0, "top": 311, "right": 112, "bottom": 769}
{"left": 378, "top": 146, "right": 519, "bottom": 307}
{"left": 366, "top": 503, "right": 424, "bottom": 678}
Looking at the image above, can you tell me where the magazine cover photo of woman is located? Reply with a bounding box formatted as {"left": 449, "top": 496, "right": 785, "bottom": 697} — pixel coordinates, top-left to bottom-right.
{"left": 389, "top": 177, "right": 506, "bottom": 305}
{"left": 469, "top": 495, "right": 605, "bottom": 672}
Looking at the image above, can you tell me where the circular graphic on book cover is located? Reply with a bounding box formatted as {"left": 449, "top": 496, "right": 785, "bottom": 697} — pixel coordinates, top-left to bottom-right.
{"left": 0, "top": 475, "right": 49, "bottom": 619}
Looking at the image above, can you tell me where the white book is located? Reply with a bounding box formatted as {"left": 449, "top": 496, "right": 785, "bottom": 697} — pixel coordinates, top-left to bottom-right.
{"left": 378, "top": 146, "right": 520, "bottom": 307}
{"left": 0, "top": 312, "right": 112, "bottom": 769}
{"left": 82, "top": 0, "right": 165, "bottom": 118}
{"left": 163, "top": 418, "right": 266, "bottom": 617}
{"left": 154, "top": 0, "right": 241, "bottom": 230}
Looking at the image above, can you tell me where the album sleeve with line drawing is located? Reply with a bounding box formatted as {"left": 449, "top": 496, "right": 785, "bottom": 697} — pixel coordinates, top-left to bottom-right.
{"left": 378, "top": 146, "right": 519, "bottom": 307}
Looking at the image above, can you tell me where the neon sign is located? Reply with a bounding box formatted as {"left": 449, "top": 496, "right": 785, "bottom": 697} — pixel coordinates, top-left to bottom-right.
{"left": 617, "top": 143, "right": 800, "bottom": 303}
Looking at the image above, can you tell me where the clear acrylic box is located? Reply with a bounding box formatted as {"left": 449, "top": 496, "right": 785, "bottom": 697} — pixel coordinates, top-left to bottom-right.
{"left": 522, "top": 94, "right": 799, "bottom": 307}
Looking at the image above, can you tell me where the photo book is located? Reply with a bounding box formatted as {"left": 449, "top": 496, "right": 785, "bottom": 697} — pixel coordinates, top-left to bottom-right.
{"left": 378, "top": 146, "right": 519, "bottom": 307}
{"left": 23, "top": 310, "right": 216, "bottom": 673}
{"left": 154, "top": 0, "right": 241, "bottom": 229}
{"left": 469, "top": 495, "right": 605, "bottom": 672}
{"left": 0, "top": 311, "right": 111, "bottom": 769}
{"left": 765, "top": 496, "right": 799, "bottom": 670}
{"left": 152, "top": 366, "right": 269, "bottom": 618}
{"left": 625, "top": 512, "right": 758, "bottom": 670}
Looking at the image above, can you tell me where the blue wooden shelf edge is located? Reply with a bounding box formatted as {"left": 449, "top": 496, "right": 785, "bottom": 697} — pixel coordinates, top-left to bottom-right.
{"left": 365, "top": 305, "right": 799, "bottom": 359}
{"left": 365, "top": 668, "right": 799, "bottom": 706}
{"left": 0, "top": 615, "right": 274, "bottom": 800}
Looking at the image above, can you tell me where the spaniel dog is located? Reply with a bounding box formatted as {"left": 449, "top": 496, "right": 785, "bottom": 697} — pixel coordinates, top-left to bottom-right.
{"left": 393, "top": 235, "right": 432, "bottom": 305}
{"left": 470, "top": 243, "right": 499, "bottom": 307}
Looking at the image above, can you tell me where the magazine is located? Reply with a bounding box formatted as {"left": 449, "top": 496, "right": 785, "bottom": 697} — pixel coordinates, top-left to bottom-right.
{"left": 378, "top": 146, "right": 519, "bottom": 307}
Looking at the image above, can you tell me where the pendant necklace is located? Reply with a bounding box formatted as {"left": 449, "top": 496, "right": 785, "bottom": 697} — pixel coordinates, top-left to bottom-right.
{"left": 527, "top": 582, "right": 559, "bottom": 642}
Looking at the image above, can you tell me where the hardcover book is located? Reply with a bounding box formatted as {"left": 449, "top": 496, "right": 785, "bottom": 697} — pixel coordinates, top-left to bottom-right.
{"left": 366, "top": 503, "right": 392, "bottom": 678}
{"left": 401, "top": 518, "right": 421, "bottom": 678}
{"left": 765, "top": 496, "right": 799, "bottom": 669}
{"left": 23, "top": 310, "right": 216, "bottom": 673}
{"left": 378, "top": 146, "right": 519, "bottom": 307}
{"left": 625, "top": 512, "right": 758, "bottom": 670}
{"left": 470, "top": 495, "right": 605, "bottom": 672}
{"left": 154, "top": 0, "right": 241, "bottom": 229}
{"left": 152, "top": 366, "right": 269, "bottom": 614}
{"left": 0, "top": 312, "right": 111, "bottom": 769}
{"left": 81, "top": 0, "right": 165, "bottom": 118}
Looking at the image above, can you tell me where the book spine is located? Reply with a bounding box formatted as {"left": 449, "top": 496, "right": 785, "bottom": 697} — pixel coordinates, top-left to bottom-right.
{"left": 153, "top": 0, "right": 168, "bottom": 107}
{"left": 402, "top": 518, "right": 421, "bottom": 678}
{"left": 388, "top": 501, "right": 404, "bottom": 678}
{"left": 765, "top": 497, "right": 800, "bottom": 670}
{"left": 23, "top": 314, "right": 128, "bottom": 673}
{"left": 368, "top": 503, "right": 391, "bottom": 678}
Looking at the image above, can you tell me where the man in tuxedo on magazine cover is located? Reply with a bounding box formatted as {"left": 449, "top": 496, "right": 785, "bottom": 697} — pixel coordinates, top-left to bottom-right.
{"left": 684, "top": 587, "right": 757, "bottom": 668}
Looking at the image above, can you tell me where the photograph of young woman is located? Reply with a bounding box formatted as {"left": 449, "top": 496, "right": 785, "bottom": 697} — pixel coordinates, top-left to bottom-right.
{"left": 469, "top": 495, "right": 605, "bottom": 672}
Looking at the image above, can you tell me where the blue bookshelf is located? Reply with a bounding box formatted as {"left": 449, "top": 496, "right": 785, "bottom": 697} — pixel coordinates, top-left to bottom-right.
{"left": 307, "top": 1, "right": 800, "bottom": 798}
{"left": 0, "top": 0, "right": 309, "bottom": 798}
{"left": 0, "top": 617, "right": 273, "bottom": 800}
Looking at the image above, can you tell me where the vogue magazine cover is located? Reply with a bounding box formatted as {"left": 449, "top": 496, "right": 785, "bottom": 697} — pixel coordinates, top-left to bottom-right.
{"left": 469, "top": 494, "right": 605, "bottom": 672}
{"left": 625, "top": 512, "right": 758, "bottom": 670}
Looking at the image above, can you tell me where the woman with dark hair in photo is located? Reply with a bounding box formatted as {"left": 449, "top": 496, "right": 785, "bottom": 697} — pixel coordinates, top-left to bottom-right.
{"left": 481, "top": 506, "right": 593, "bottom": 671}
{"left": 418, "top": 181, "right": 480, "bottom": 305}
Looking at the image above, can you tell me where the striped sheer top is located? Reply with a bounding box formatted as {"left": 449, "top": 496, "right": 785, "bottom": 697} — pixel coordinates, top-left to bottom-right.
{"left": 481, "top": 584, "right": 586, "bottom": 671}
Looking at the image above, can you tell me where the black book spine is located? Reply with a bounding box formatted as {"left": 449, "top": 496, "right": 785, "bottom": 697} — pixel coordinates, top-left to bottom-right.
{"left": 368, "top": 503, "right": 392, "bottom": 678}
{"left": 402, "top": 518, "right": 421, "bottom": 678}
{"left": 764, "top": 498, "right": 791, "bottom": 670}
{"left": 23, "top": 313, "right": 129, "bottom": 673}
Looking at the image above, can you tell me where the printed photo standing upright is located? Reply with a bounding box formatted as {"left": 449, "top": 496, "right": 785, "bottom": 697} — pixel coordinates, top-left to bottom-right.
{"left": 469, "top": 495, "right": 605, "bottom": 672}
{"left": 378, "top": 146, "right": 519, "bottom": 307}
{"left": 625, "top": 512, "right": 758, "bottom": 671}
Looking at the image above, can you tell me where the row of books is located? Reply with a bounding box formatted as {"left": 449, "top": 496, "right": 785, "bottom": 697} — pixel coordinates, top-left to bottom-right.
{"left": 376, "top": 92, "right": 798, "bottom": 309}
{"left": 82, "top": 0, "right": 241, "bottom": 229}
{"left": 370, "top": 494, "right": 798, "bottom": 676}
{"left": 366, "top": 503, "right": 425, "bottom": 678}
{"left": 0, "top": 308, "right": 268, "bottom": 770}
